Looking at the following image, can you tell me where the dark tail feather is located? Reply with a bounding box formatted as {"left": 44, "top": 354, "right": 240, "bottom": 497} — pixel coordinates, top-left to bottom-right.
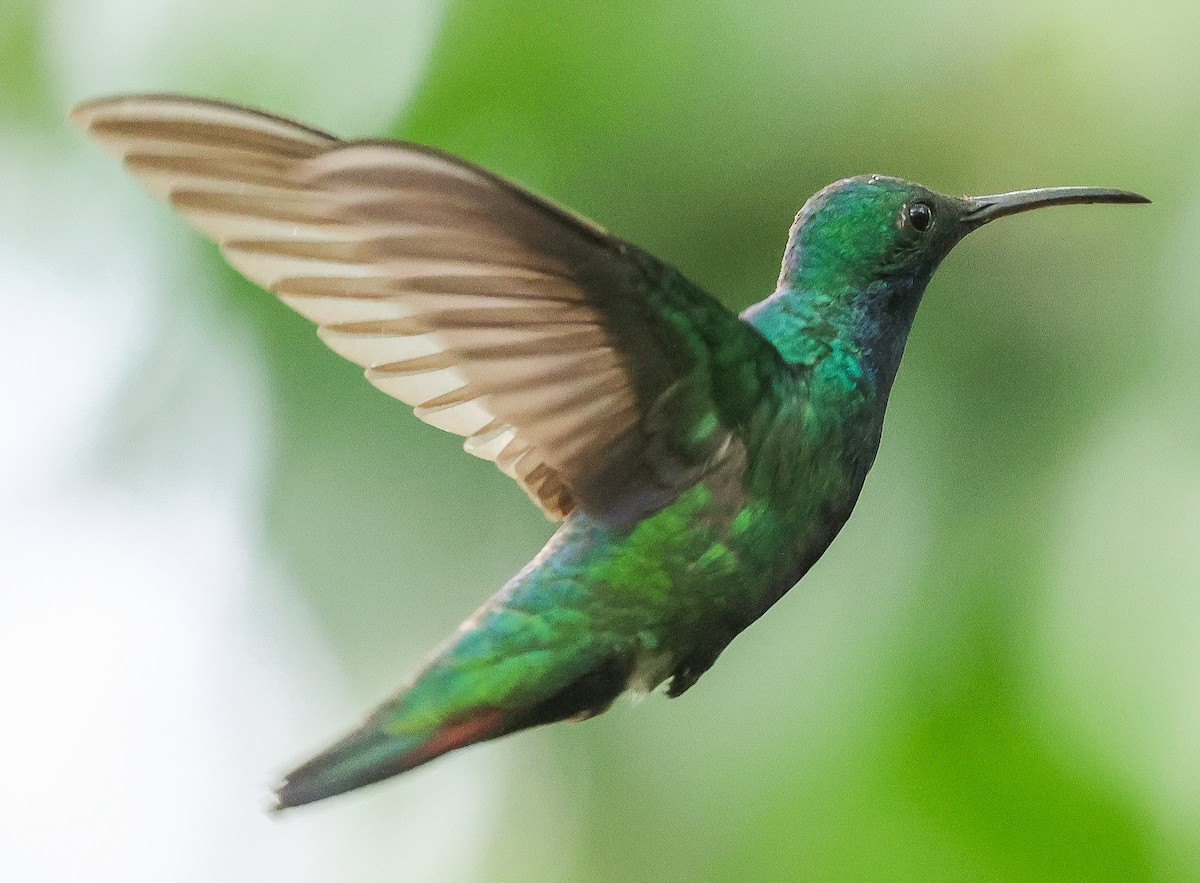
{"left": 272, "top": 708, "right": 506, "bottom": 811}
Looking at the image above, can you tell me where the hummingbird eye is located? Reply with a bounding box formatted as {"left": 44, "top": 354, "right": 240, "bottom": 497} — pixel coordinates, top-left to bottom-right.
{"left": 905, "top": 201, "right": 934, "bottom": 232}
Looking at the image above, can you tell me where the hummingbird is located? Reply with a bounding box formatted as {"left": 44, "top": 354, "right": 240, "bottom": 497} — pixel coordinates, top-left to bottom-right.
{"left": 71, "top": 94, "right": 1148, "bottom": 809}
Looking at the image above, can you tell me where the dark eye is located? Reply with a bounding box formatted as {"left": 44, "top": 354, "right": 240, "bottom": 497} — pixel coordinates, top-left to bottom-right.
{"left": 905, "top": 201, "right": 934, "bottom": 232}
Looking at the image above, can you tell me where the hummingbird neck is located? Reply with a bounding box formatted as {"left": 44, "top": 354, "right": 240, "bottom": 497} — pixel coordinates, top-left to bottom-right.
{"left": 742, "top": 278, "right": 923, "bottom": 399}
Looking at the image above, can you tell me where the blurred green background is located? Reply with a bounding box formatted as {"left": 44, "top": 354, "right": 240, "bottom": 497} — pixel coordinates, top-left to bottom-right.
{"left": 4, "top": 0, "right": 1200, "bottom": 880}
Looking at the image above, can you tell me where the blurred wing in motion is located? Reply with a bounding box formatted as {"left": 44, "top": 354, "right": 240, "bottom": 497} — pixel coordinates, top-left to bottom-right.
{"left": 72, "top": 95, "right": 777, "bottom": 523}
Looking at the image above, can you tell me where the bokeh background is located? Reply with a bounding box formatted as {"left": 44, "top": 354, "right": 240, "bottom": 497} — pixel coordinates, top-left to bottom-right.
{"left": 3, "top": 0, "right": 1199, "bottom": 879}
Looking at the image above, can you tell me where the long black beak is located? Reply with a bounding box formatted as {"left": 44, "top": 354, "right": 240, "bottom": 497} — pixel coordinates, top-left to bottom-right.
{"left": 963, "top": 187, "right": 1150, "bottom": 227}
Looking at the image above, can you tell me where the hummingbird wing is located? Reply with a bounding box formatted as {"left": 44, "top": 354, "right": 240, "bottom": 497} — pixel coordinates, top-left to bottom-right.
{"left": 72, "top": 95, "right": 779, "bottom": 523}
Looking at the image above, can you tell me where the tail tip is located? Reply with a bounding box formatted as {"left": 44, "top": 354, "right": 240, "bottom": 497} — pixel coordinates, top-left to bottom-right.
{"left": 267, "top": 780, "right": 301, "bottom": 815}
{"left": 269, "top": 770, "right": 337, "bottom": 813}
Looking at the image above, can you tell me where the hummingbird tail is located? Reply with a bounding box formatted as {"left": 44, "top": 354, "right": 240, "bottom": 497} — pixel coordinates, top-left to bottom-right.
{"left": 272, "top": 645, "right": 634, "bottom": 809}
{"left": 272, "top": 706, "right": 508, "bottom": 810}
{"left": 273, "top": 579, "right": 641, "bottom": 810}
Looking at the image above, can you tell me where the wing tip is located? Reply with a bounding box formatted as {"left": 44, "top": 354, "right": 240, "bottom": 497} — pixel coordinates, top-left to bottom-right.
{"left": 67, "top": 94, "right": 114, "bottom": 129}
{"left": 67, "top": 92, "right": 340, "bottom": 146}
{"left": 67, "top": 92, "right": 190, "bottom": 129}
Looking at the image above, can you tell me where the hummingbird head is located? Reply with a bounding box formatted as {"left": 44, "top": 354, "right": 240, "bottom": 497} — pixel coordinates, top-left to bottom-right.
{"left": 779, "top": 174, "right": 1149, "bottom": 300}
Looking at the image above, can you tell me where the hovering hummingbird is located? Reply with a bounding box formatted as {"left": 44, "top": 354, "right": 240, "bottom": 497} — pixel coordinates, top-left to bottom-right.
{"left": 71, "top": 94, "right": 1148, "bottom": 809}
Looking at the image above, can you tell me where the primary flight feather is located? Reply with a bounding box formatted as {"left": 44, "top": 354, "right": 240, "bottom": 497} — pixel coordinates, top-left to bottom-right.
{"left": 71, "top": 94, "right": 1147, "bottom": 809}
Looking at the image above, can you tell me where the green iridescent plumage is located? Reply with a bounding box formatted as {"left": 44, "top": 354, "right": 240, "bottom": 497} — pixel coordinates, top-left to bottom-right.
{"left": 70, "top": 95, "right": 1148, "bottom": 809}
